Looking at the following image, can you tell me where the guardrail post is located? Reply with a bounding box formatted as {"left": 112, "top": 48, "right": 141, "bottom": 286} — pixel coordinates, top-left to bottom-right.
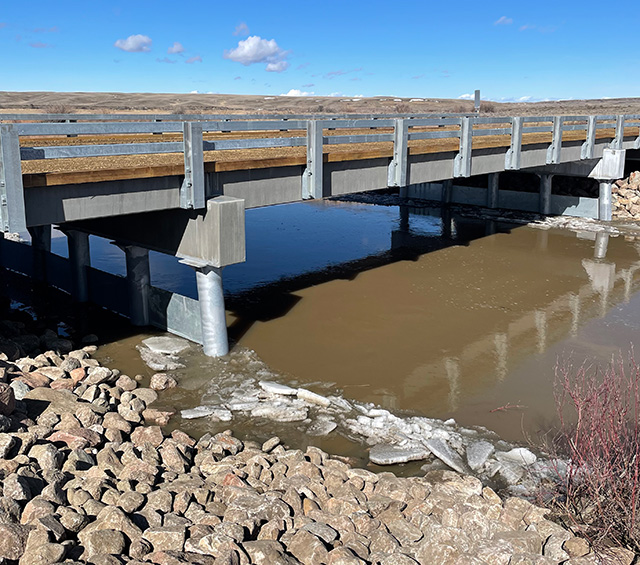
{"left": 302, "top": 120, "right": 323, "bottom": 199}
{"left": 505, "top": 117, "right": 523, "bottom": 170}
{"left": 634, "top": 121, "right": 640, "bottom": 150}
{"left": 546, "top": 116, "right": 564, "bottom": 164}
{"left": 581, "top": 116, "right": 597, "bottom": 159}
{"left": 0, "top": 125, "right": 26, "bottom": 233}
{"left": 181, "top": 122, "right": 205, "bottom": 210}
{"left": 611, "top": 115, "right": 625, "bottom": 149}
{"left": 453, "top": 117, "right": 472, "bottom": 178}
{"left": 388, "top": 118, "right": 408, "bottom": 189}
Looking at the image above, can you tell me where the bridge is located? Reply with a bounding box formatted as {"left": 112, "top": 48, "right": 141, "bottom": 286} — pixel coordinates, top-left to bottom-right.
{"left": 1, "top": 112, "right": 639, "bottom": 356}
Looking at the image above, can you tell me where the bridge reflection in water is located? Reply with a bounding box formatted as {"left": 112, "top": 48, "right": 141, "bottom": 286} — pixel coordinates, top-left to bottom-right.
{"left": 234, "top": 204, "right": 640, "bottom": 442}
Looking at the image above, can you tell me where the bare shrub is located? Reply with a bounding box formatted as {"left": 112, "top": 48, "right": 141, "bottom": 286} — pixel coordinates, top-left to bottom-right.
{"left": 546, "top": 354, "right": 640, "bottom": 552}
{"left": 394, "top": 102, "right": 412, "bottom": 114}
{"left": 42, "top": 104, "right": 73, "bottom": 115}
{"left": 481, "top": 101, "right": 496, "bottom": 113}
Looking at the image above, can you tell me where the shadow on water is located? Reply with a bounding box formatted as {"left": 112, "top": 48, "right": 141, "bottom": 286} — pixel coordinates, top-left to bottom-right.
{"left": 224, "top": 203, "right": 520, "bottom": 343}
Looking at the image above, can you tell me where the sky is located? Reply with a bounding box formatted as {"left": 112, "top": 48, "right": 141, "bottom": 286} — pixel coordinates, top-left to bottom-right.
{"left": 1, "top": 0, "right": 639, "bottom": 101}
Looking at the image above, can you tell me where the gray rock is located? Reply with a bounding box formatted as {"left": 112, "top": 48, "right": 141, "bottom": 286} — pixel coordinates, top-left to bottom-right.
{"left": 150, "top": 373, "right": 178, "bottom": 391}
{"left": 369, "top": 444, "right": 430, "bottom": 465}
{"left": 143, "top": 526, "right": 187, "bottom": 552}
{"left": 0, "top": 523, "right": 32, "bottom": 560}
{"left": 10, "top": 380, "right": 31, "bottom": 401}
{"left": 0, "top": 382, "right": 15, "bottom": 415}
{"left": 251, "top": 403, "right": 308, "bottom": 422}
{"left": 79, "top": 529, "right": 126, "bottom": 558}
{"left": 286, "top": 530, "right": 329, "bottom": 565}
{"left": 0, "top": 433, "right": 16, "bottom": 458}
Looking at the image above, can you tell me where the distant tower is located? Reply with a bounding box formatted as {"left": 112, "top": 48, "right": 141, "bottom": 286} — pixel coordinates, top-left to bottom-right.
{"left": 474, "top": 90, "right": 481, "bottom": 113}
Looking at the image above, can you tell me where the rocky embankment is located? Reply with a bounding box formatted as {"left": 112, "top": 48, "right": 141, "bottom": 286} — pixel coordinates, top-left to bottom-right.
{"left": 0, "top": 318, "right": 635, "bottom": 565}
{"left": 613, "top": 171, "right": 640, "bottom": 220}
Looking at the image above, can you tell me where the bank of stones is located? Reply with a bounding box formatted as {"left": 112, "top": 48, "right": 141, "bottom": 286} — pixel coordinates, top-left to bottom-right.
{"left": 0, "top": 321, "right": 634, "bottom": 564}
{"left": 612, "top": 171, "right": 640, "bottom": 220}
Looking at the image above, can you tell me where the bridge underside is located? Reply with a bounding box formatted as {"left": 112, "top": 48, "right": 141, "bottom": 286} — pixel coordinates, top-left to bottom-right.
{"left": 7, "top": 138, "right": 638, "bottom": 357}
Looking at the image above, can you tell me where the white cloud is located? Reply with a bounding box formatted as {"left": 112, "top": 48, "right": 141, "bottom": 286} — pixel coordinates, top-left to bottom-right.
{"left": 185, "top": 55, "right": 202, "bottom": 64}
{"left": 234, "top": 22, "right": 249, "bottom": 36}
{"left": 266, "top": 60, "right": 289, "bottom": 72}
{"left": 168, "top": 42, "right": 184, "bottom": 54}
{"left": 157, "top": 57, "right": 176, "bottom": 64}
{"left": 189, "top": 90, "right": 199, "bottom": 94}
{"left": 458, "top": 93, "right": 474, "bottom": 100}
{"left": 494, "top": 16, "right": 513, "bottom": 25}
{"left": 114, "top": 34, "right": 152, "bottom": 52}
{"left": 224, "top": 35, "right": 289, "bottom": 72}
{"left": 280, "top": 89, "right": 314, "bottom": 96}
{"left": 518, "top": 95, "right": 532, "bottom": 102}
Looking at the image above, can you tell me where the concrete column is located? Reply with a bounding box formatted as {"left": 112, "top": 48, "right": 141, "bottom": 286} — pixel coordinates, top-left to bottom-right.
{"left": 27, "top": 225, "right": 51, "bottom": 282}
{"left": 442, "top": 180, "right": 453, "bottom": 204}
{"left": 180, "top": 259, "right": 229, "bottom": 357}
{"left": 441, "top": 207, "right": 453, "bottom": 239}
{"left": 121, "top": 245, "right": 151, "bottom": 326}
{"left": 487, "top": 173, "right": 499, "bottom": 209}
{"left": 399, "top": 205, "right": 409, "bottom": 233}
{"left": 538, "top": 174, "right": 553, "bottom": 215}
{"left": 594, "top": 232, "right": 609, "bottom": 260}
{"left": 598, "top": 180, "right": 613, "bottom": 221}
{"left": 64, "top": 229, "right": 91, "bottom": 302}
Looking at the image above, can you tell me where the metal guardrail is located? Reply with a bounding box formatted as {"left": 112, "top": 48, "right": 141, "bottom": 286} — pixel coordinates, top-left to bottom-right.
{"left": 1, "top": 113, "right": 640, "bottom": 232}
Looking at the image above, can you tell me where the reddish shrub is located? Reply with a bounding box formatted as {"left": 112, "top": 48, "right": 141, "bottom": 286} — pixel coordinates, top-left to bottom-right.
{"left": 549, "top": 354, "right": 640, "bottom": 552}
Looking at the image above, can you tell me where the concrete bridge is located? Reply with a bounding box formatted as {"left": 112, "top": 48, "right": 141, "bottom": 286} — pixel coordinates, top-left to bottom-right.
{"left": 1, "top": 112, "right": 639, "bottom": 356}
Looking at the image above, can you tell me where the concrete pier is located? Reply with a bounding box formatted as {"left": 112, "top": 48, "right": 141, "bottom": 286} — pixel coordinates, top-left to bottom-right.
{"left": 27, "top": 225, "right": 51, "bottom": 282}
{"left": 121, "top": 245, "right": 151, "bottom": 326}
{"left": 539, "top": 174, "right": 553, "bottom": 215}
{"left": 64, "top": 229, "right": 91, "bottom": 302}
{"left": 181, "top": 260, "right": 229, "bottom": 357}
{"left": 598, "top": 181, "right": 613, "bottom": 221}
{"left": 487, "top": 173, "right": 499, "bottom": 209}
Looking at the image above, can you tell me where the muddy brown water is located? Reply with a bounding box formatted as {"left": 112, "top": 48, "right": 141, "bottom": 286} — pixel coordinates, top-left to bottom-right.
{"left": 76, "top": 200, "right": 640, "bottom": 466}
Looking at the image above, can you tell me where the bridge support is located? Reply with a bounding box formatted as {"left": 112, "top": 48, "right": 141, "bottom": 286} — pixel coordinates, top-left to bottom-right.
{"left": 27, "top": 225, "right": 51, "bottom": 282}
{"left": 442, "top": 179, "right": 453, "bottom": 204}
{"left": 538, "top": 174, "right": 553, "bottom": 215}
{"left": 598, "top": 181, "right": 613, "bottom": 221}
{"left": 120, "top": 244, "right": 151, "bottom": 326}
{"left": 63, "top": 229, "right": 91, "bottom": 302}
{"left": 487, "top": 173, "right": 499, "bottom": 209}
{"left": 181, "top": 259, "right": 228, "bottom": 357}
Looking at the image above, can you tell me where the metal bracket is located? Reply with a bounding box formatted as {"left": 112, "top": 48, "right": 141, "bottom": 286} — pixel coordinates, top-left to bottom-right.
{"left": 387, "top": 118, "right": 408, "bottom": 187}
{"left": 181, "top": 122, "right": 205, "bottom": 209}
{"left": 453, "top": 117, "right": 472, "bottom": 178}
{"left": 505, "top": 117, "right": 523, "bottom": 170}
{"left": 633, "top": 122, "right": 640, "bottom": 150}
{"left": 546, "top": 116, "right": 564, "bottom": 164}
{"left": 0, "top": 124, "right": 27, "bottom": 233}
{"left": 302, "top": 120, "right": 323, "bottom": 199}
{"left": 581, "top": 116, "right": 596, "bottom": 159}
{"left": 610, "top": 115, "right": 624, "bottom": 150}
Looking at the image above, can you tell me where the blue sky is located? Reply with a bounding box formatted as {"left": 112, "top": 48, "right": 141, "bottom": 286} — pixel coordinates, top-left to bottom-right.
{"left": 1, "top": 0, "right": 638, "bottom": 101}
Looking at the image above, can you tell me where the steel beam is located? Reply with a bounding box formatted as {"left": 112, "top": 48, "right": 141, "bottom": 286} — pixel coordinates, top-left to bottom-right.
{"left": 538, "top": 174, "right": 553, "bottom": 215}
{"left": 63, "top": 229, "right": 91, "bottom": 302}
{"left": 487, "top": 173, "right": 499, "bottom": 208}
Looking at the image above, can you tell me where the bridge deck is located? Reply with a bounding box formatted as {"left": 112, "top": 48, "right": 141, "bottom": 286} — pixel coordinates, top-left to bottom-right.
{"left": 20, "top": 126, "right": 628, "bottom": 187}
